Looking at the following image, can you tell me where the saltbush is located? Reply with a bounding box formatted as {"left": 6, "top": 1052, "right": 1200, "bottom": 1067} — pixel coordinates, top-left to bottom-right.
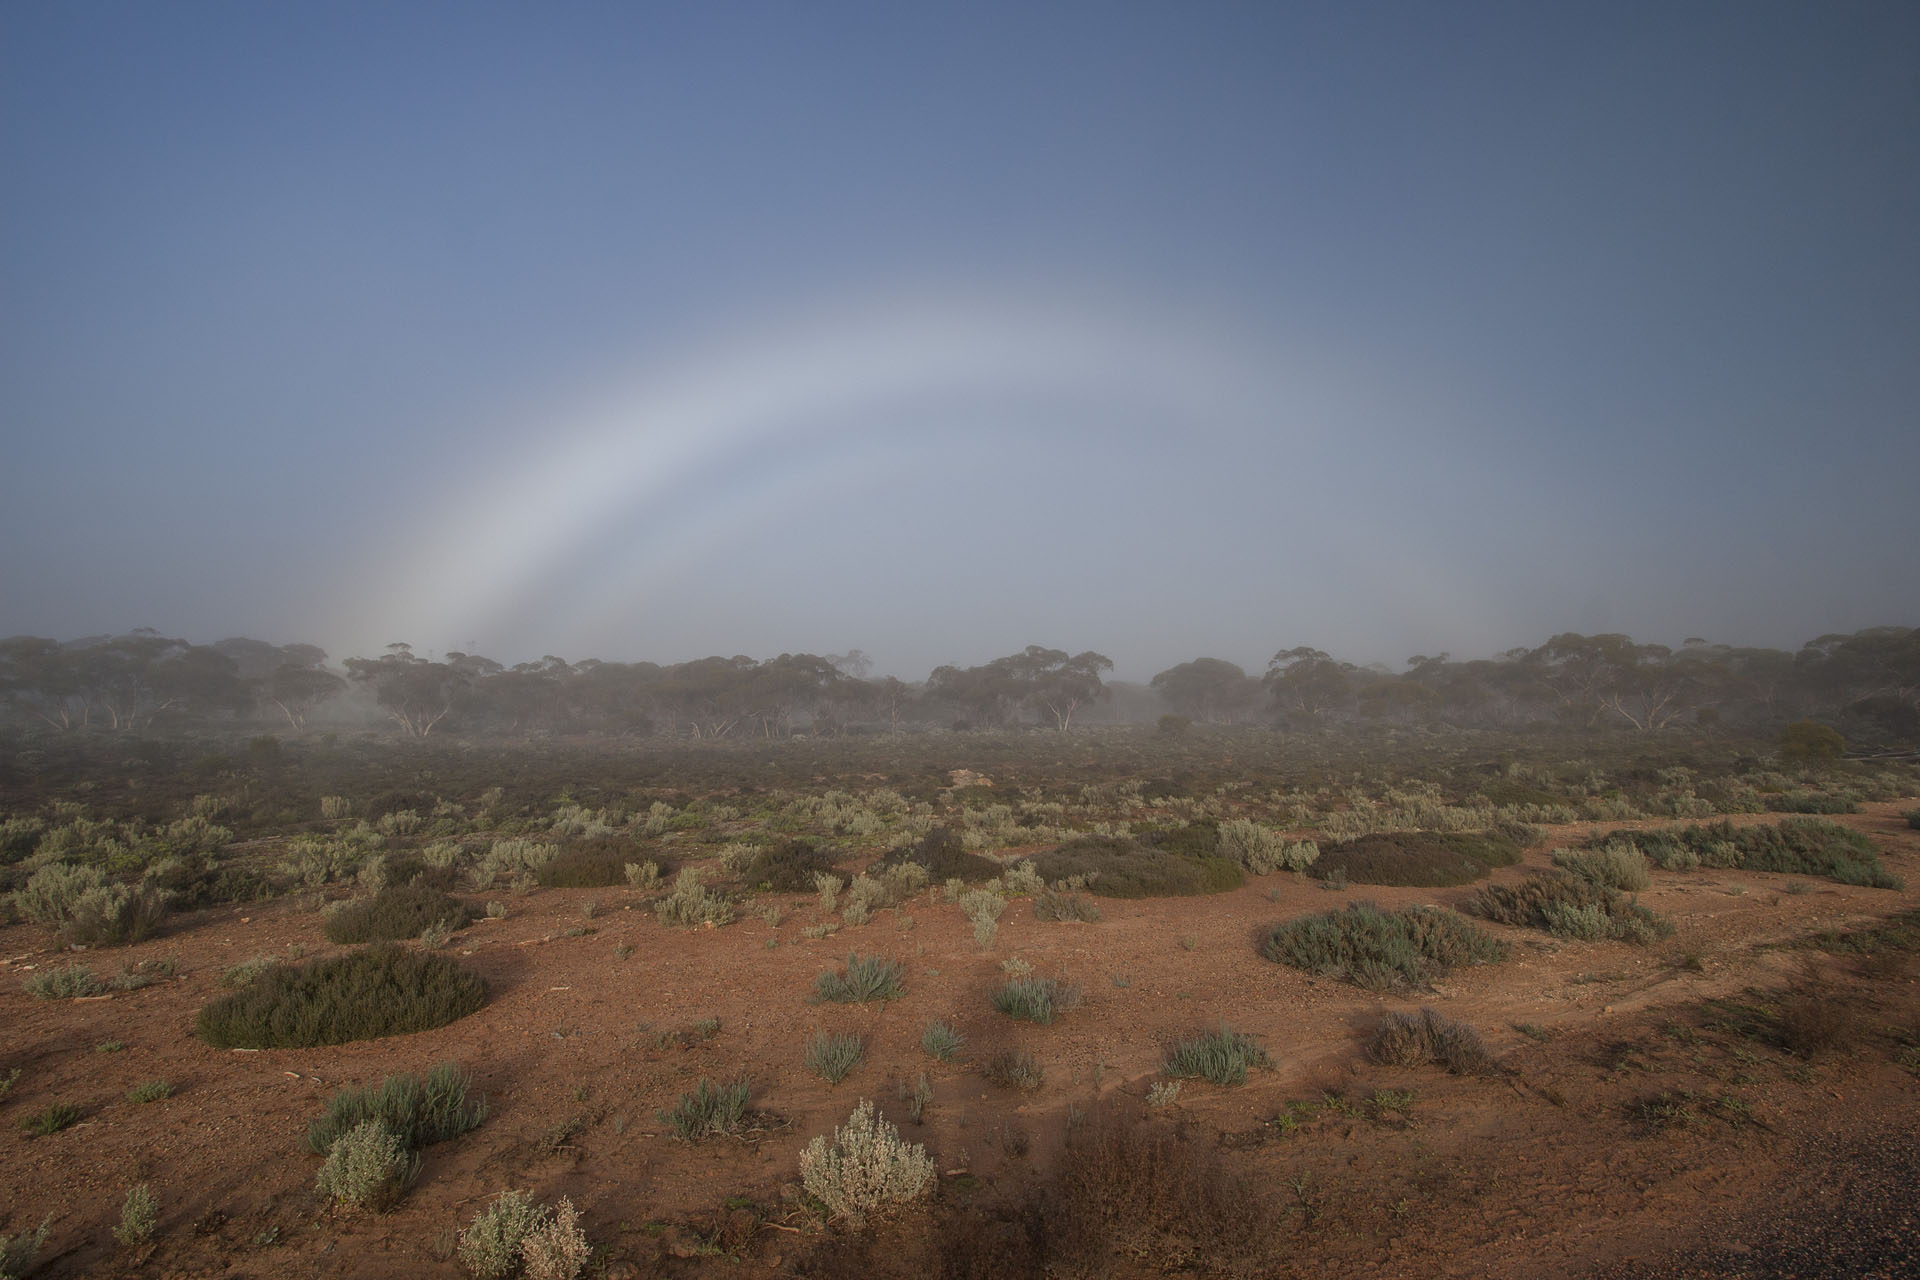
{"left": 991, "top": 975, "right": 1082, "bottom": 1024}
{"left": 1261, "top": 902, "right": 1507, "bottom": 990}
{"left": 324, "top": 882, "right": 473, "bottom": 945}
{"left": 1030, "top": 836, "right": 1243, "bottom": 898}
{"left": 315, "top": 1119, "right": 415, "bottom": 1211}
{"left": 1365, "top": 1007, "right": 1492, "bottom": 1074}
{"left": 1311, "top": 829, "right": 1520, "bottom": 888}
{"left": 799, "top": 1099, "right": 935, "bottom": 1225}
{"left": 1162, "top": 1025, "right": 1272, "bottom": 1085}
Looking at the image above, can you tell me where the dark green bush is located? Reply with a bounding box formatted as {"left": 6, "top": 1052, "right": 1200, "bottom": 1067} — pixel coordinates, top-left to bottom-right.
{"left": 307, "top": 1061, "right": 487, "bottom": 1154}
{"left": 813, "top": 953, "right": 906, "bottom": 1003}
{"left": 1163, "top": 1026, "right": 1271, "bottom": 1085}
{"left": 1905, "top": 809, "right": 1920, "bottom": 831}
{"left": 1614, "top": 818, "right": 1902, "bottom": 888}
{"left": 1468, "top": 870, "right": 1673, "bottom": 944}
{"left": 1033, "top": 888, "right": 1102, "bottom": 922}
{"left": 873, "top": 827, "right": 1000, "bottom": 883}
{"left": 324, "top": 882, "right": 474, "bottom": 944}
{"left": 1142, "top": 821, "right": 1219, "bottom": 858}
{"left": 539, "top": 839, "right": 639, "bottom": 887}
{"left": 804, "top": 1031, "right": 865, "bottom": 1083}
{"left": 22, "top": 1101, "right": 81, "bottom": 1137}
{"left": 1261, "top": 902, "right": 1507, "bottom": 990}
{"left": 1030, "top": 836, "right": 1242, "bottom": 898}
{"left": 1312, "top": 829, "right": 1520, "bottom": 888}
{"left": 1766, "top": 791, "right": 1857, "bottom": 814}
{"left": 196, "top": 945, "right": 486, "bottom": 1049}
{"left": 741, "top": 838, "right": 840, "bottom": 892}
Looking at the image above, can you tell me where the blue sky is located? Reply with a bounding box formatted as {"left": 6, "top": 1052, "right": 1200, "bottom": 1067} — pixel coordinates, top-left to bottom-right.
{"left": 2, "top": 2, "right": 1915, "bottom": 679}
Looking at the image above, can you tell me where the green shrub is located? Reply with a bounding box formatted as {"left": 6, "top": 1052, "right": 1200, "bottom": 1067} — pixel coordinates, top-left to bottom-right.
{"left": 1030, "top": 836, "right": 1243, "bottom": 898}
{"left": 1766, "top": 791, "right": 1857, "bottom": 815}
{"left": 23, "top": 1101, "right": 82, "bottom": 1136}
{"left": 459, "top": 1190, "right": 545, "bottom": 1280}
{"left": 1261, "top": 902, "right": 1507, "bottom": 990}
{"left": 538, "top": 840, "right": 637, "bottom": 888}
{"left": 813, "top": 953, "right": 906, "bottom": 1003}
{"left": 1904, "top": 809, "right": 1920, "bottom": 831}
{"left": 1163, "top": 1026, "right": 1272, "bottom": 1085}
{"left": 1779, "top": 720, "right": 1845, "bottom": 762}
{"left": 1597, "top": 819, "right": 1899, "bottom": 888}
{"left": 1552, "top": 843, "right": 1652, "bottom": 891}
{"left": 324, "top": 882, "right": 473, "bottom": 945}
{"left": 660, "top": 1077, "right": 752, "bottom": 1141}
{"left": 1312, "top": 829, "right": 1519, "bottom": 888}
{"left": 307, "top": 1062, "right": 486, "bottom": 1154}
{"left": 0, "top": 1217, "right": 51, "bottom": 1278}
{"left": 61, "top": 882, "right": 170, "bottom": 946}
{"left": 920, "top": 1020, "right": 965, "bottom": 1062}
{"left": 114, "top": 1183, "right": 158, "bottom": 1248}
{"left": 315, "top": 1119, "right": 416, "bottom": 1211}
{"left": 874, "top": 827, "right": 1001, "bottom": 884}
{"left": 1366, "top": 1008, "right": 1492, "bottom": 1074}
{"left": 126, "top": 1079, "right": 172, "bottom": 1103}
{"left": 739, "top": 838, "right": 839, "bottom": 892}
{"left": 24, "top": 964, "right": 104, "bottom": 999}
{"left": 991, "top": 975, "right": 1082, "bottom": 1024}
{"left": 196, "top": 945, "right": 486, "bottom": 1049}
{"left": 1469, "top": 869, "right": 1673, "bottom": 944}
{"left": 806, "top": 1031, "right": 866, "bottom": 1083}
{"left": 14, "top": 861, "right": 104, "bottom": 927}
{"left": 799, "top": 1099, "right": 935, "bottom": 1225}
{"left": 1033, "top": 888, "right": 1102, "bottom": 922}
{"left": 982, "top": 1048, "right": 1044, "bottom": 1091}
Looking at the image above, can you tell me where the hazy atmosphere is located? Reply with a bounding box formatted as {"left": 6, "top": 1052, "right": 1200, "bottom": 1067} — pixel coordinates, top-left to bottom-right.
{"left": 3, "top": 2, "right": 1916, "bottom": 678}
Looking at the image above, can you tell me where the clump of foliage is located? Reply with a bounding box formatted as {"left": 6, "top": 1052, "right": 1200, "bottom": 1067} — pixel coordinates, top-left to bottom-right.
{"left": 1033, "top": 887, "right": 1102, "bottom": 922}
{"left": 1468, "top": 870, "right": 1673, "bottom": 944}
{"left": 1261, "top": 902, "right": 1508, "bottom": 990}
{"left": 324, "top": 881, "right": 474, "bottom": 944}
{"left": 315, "top": 1119, "right": 417, "bottom": 1211}
{"left": 114, "top": 1183, "right": 158, "bottom": 1248}
{"left": 1311, "top": 829, "right": 1521, "bottom": 888}
{"left": 1608, "top": 818, "right": 1899, "bottom": 888}
{"left": 0, "top": 1217, "right": 52, "bottom": 1279}
{"left": 1216, "top": 819, "right": 1319, "bottom": 874}
{"left": 1030, "top": 835, "right": 1243, "bottom": 898}
{"left": 1551, "top": 843, "right": 1652, "bottom": 891}
{"left": 655, "top": 868, "right": 734, "bottom": 926}
{"left": 24, "top": 964, "right": 104, "bottom": 999}
{"left": 799, "top": 1099, "right": 935, "bottom": 1225}
{"left": 660, "top": 1077, "right": 752, "bottom": 1141}
{"left": 22, "top": 1101, "right": 81, "bottom": 1137}
{"left": 1163, "top": 1025, "right": 1272, "bottom": 1085}
{"left": 982, "top": 1047, "right": 1045, "bottom": 1091}
{"left": 1778, "top": 719, "right": 1846, "bottom": 762}
{"left": 126, "top": 1079, "right": 172, "bottom": 1103}
{"left": 875, "top": 826, "right": 1000, "bottom": 883}
{"left": 459, "top": 1190, "right": 589, "bottom": 1280}
{"left": 306, "top": 1062, "right": 487, "bottom": 1154}
{"left": 740, "top": 838, "right": 840, "bottom": 893}
{"left": 805, "top": 1031, "right": 866, "bottom": 1083}
{"left": 196, "top": 944, "right": 486, "bottom": 1049}
{"left": 1365, "top": 1007, "right": 1493, "bottom": 1074}
{"left": 538, "top": 839, "right": 638, "bottom": 888}
{"left": 813, "top": 953, "right": 906, "bottom": 1003}
{"left": 920, "top": 1020, "right": 965, "bottom": 1062}
{"left": 14, "top": 862, "right": 170, "bottom": 946}
{"left": 991, "top": 975, "right": 1082, "bottom": 1024}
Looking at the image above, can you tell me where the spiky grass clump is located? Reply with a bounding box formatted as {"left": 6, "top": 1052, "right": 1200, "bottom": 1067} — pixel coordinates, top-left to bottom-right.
{"left": 991, "top": 975, "right": 1083, "bottom": 1024}
{"left": 24, "top": 964, "right": 104, "bottom": 999}
{"left": 126, "top": 1079, "right": 173, "bottom": 1103}
{"left": 982, "top": 1048, "right": 1045, "bottom": 1091}
{"left": 196, "top": 944, "right": 485, "bottom": 1049}
{"left": 1261, "top": 901, "right": 1507, "bottom": 990}
{"left": 805, "top": 1031, "right": 866, "bottom": 1084}
{"left": 22, "top": 1101, "right": 82, "bottom": 1137}
{"left": 1552, "top": 843, "right": 1652, "bottom": 892}
{"left": 1365, "top": 1008, "right": 1493, "bottom": 1074}
{"left": 323, "top": 882, "right": 473, "bottom": 945}
{"left": 660, "top": 1078, "right": 751, "bottom": 1141}
{"left": 1162, "top": 1025, "right": 1272, "bottom": 1086}
{"left": 1033, "top": 889, "right": 1103, "bottom": 922}
{"left": 813, "top": 953, "right": 906, "bottom": 1003}
{"left": 307, "top": 1062, "right": 487, "bottom": 1154}
{"left": 799, "top": 1099, "right": 935, "bottom": 1225}
{"left": 920, "top": 1020, "right": 966, "bottom": 1062}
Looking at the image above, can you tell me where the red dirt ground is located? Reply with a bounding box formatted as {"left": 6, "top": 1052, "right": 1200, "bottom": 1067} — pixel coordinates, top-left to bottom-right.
{"left": 3, "top": 804, "right": 1917, "bottom": 1278}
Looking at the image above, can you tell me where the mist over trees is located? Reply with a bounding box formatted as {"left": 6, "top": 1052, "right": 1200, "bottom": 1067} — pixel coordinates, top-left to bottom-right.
{"left": 1, "top": 627, "right": 1917, "bottom": 748}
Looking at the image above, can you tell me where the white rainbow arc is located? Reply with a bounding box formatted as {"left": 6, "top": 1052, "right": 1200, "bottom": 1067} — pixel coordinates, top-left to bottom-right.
{"left": 349, "top": 291, "right": 1330, "bottom": 663}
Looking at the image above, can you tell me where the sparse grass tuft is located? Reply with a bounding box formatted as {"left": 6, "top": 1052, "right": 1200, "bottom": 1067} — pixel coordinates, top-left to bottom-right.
{"left": 991, "top": 975, "right": 1082, "bottom": 1024}
{"left": 813, "top": 953, "right": 906, "bottom": 1003}
{"left": 1261, "top": 901, "right": 1507, "bottom": 990}
{"left": 805, "top": 1031, "right": 866, "bottom": 1083}
{"left": 1163, "top": 1025, "right": 1272, "bottom": 1085}
{"left": 920, "top": 1020, "right": 965, "bottom": 1062}
{"left": 126, "top": 1079, "right": 173, "bottom": 1103}
{"left": 982, "top": 1048, "right": 1045, "bottom": 1091}
{"left": 660, "top": 1078, "right": 752, "bottom": 1141}
{"left": 22, "top": 1101, "right": 81, "bottom": 1136}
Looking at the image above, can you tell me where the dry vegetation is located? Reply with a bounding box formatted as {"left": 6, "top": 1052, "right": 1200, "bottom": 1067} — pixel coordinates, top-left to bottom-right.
{"left": 1, "top": 726, "right": 1917, "bottom": 1278}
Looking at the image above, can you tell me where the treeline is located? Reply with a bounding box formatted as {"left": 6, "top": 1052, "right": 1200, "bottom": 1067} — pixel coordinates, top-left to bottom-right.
{"left": 1, "top": 628, "right": 1916, "bottom": 744}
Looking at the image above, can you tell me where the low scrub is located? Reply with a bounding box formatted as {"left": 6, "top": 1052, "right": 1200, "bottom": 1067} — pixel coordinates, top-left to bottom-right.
{"left": 307, "top": 1062, "right": 486, "bottom": 1154}
{"left": 1365, "top": 1007, "right": 1493, "bottom": 1074}
{"left": 324, "top": 882, "right": 473, "bottom": 945}
{"left": 460, "top": 1190, "right": 589, "bottom": 1280}
{"left": 25, "top": 963, "right": 104, "bottom": 999}
{"left": 805, "top": 1031, "right": 866, "bottom": 1083}
{"left": 1163, "top": 1025, "right": 1272, "bottom": 1085}
{"left": 813, "top": 953, "right": 906, "bottom": 1003}
{"left": 315, "top": 1118, "right": 417, "bottom": 1211}
{"left": 874, "top": 827, "right": 1000, "bottom": 883}
{"left": 538, "top": 840, "right": 638, "bottom": 888}
{"left": 1033, "top": 888, "right": 1102, "bottom": 922}
{"left": 992, "top": 975, "right": 1083, "bottom": 1024}
{"left": 740, "top": 838, "right": 840, "bottom": 893}
{"left": 1030, "top": 835, "right": 1243, "bottom": 898}
{"left": 660, "top": 1077, "right": 752, "bottom": 1141}
{"left": 799, "top": 1099, "right": 935, "bottom": 1226}
{"left": 982, "top": 1047, "right": 1045, "bottom": 1090}
{"left": 1606, "top": 819, "right": 1900, "bottom": 888}
{"left": 655, "top": 868, "right": 734, "bottom": 926}
{"left": 920, "top": 1020, "right": 965, "bottom": 1062}
{"left": 1551, "top": 843, "right": 1652, "bottom": 891}
{"left": 1311, "top": 829, "right": 1521, "bottom": 888}
{"left": 196, "top": 944, "right": 486, "bottom": 1049}
{"left": 1469, "top": 870, "right": 1674, "bottom": 944}
{"left": 1261, "top": 902, "right": 1507, "bottom": 990}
